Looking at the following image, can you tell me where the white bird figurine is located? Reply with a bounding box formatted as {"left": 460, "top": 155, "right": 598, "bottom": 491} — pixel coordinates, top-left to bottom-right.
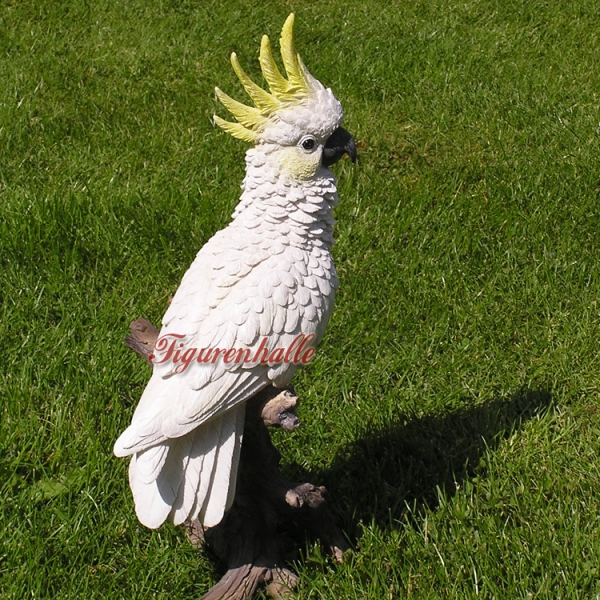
{"left": 114, "top": 13, "right": 356, "bottom": 530}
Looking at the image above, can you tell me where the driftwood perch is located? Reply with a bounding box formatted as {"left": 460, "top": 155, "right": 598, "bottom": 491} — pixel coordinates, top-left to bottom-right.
{"left": 126, "top": 318, "right": 349, "bottom": 599}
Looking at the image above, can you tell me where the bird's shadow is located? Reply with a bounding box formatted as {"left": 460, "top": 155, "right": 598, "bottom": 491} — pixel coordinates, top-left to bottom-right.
{"left": 283, "top": 388, "right": 552, "bottom": 540}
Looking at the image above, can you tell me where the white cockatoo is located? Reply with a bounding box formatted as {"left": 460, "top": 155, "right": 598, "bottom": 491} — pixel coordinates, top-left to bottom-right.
{"left": 114, "top": 14, "right": 356, "bottom": 529}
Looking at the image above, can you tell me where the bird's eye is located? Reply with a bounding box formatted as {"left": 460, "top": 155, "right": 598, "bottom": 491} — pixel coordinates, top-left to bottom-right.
{"left": 301, "top": 137, "right": 316, "bottom": 151}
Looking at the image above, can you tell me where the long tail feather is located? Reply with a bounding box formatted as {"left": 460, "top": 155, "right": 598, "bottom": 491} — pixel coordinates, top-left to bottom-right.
{"left": 200, "top": 403, "right": 245, "bottom": 527}
{"left": 128, "top": 405, "right": 246, "bottom": 529}
{"left": 129, "top": 438, "right": 190, "bottom": 529}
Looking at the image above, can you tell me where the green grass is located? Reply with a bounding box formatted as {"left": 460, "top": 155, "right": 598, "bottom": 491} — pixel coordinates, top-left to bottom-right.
{"left": 2, "top": 0, "right": 600, "bottom": 597}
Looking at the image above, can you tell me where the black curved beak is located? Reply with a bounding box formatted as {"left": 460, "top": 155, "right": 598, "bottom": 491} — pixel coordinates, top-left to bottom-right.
{"left": 321, "top": 126, "right": 357, "bottom": 167}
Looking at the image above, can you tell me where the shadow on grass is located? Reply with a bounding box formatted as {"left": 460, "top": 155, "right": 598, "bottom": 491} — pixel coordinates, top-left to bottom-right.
{"left": 287, "top": 388, "right": 552, "bottom": 538}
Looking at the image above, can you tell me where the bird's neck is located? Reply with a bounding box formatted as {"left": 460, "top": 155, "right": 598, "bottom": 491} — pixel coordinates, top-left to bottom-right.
{"left": 230, "top": 148, "right": 338, "bottom": 250}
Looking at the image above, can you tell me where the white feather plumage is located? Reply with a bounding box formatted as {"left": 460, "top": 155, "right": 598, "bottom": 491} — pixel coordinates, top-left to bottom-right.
{"left": 114, "top": 16, "right": 349, "bottom": 530}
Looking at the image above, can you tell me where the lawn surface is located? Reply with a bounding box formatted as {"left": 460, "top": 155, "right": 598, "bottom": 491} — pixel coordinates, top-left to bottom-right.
{"left": 2, "top": 0, "right": 600, "bottom": 598}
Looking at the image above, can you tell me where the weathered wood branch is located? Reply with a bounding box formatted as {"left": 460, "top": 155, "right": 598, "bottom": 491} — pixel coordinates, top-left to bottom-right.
{"left": 125, "top": 317, "right": 158, "bottom": 365}
{"left": 125, "top": 318, "right": 349, "bottom": 599}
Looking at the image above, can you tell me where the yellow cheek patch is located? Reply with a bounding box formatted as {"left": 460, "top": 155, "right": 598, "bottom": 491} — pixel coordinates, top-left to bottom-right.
{"left": 280, "top": 148, "right": 321, "bottom": 181}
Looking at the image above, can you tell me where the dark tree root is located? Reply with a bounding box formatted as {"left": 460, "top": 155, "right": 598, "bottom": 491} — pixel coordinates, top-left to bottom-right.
{"left": 126, "top": 318, "right": 350, "bottom": 599}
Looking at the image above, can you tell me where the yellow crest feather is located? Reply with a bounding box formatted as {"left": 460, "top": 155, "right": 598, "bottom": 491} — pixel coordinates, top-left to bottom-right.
{"left": 279, "top": 14, "right": 308, "bottom": 95}
{"left": 213, "top": 115, "right": 257, "bottom": 144}
{"left": 230, "top": 53, "right": 281, "bottom": 115}
{"left": 259, "top": 35, "right": 289, "bottom": 98}
{"left": 214, "top": 13, "right": 313, "bottom": 143}
{"left": 215, "top": 87, "right": 263, "bottom": 129}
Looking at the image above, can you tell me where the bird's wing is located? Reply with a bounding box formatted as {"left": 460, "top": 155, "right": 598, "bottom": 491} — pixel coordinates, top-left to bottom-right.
{"left": 114, "top": 226, "right": 331, "bottom": 458}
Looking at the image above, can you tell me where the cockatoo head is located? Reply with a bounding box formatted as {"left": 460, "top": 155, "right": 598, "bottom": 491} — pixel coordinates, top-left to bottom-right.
{"left": 214, "top": 14, "right": 356, "bottom": 181}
